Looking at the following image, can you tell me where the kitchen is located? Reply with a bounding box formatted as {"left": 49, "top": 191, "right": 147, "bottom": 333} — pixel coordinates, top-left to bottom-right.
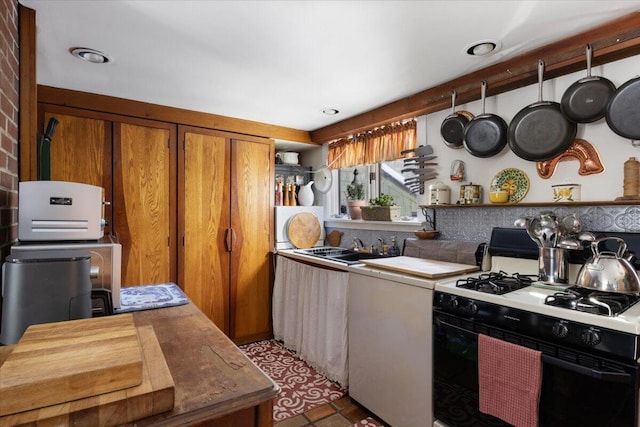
{"left": 4, "top": 1, "right": 640, "bottom": 426}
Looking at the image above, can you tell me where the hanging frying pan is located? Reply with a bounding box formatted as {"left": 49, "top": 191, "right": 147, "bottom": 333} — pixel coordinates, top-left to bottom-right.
{"left": 441, "top": 90, "right": 471, "bottom": 149}
{"left": 561, "top": 44, "right": 616, "bottom": 123}
{"left": 605, "top": 75, "right": 640, "bottom": 141}
{"left": 463, "top": 81, "right": 508, "bottom": 158}
{"left": 508, "top": 60, "right": 577, "bottom": 161}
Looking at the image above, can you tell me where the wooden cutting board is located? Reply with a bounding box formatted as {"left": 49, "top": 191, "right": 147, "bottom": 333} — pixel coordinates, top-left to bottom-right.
{"left": 0, "top": 325, "right": 175, "bottom": 426}
{"left": 359, "top": 256, "right": 479, "bottom": 279}
{"left": 288, "top": 212, "right": 322, "bottom": 249}
{"left": 0, "top": 314, "right": 143, "bottom": 416}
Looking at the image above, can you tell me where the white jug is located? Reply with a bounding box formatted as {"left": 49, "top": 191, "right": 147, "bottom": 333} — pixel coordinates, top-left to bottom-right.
{"left": 298, "top": 181, "right": 314, "bottom": 206}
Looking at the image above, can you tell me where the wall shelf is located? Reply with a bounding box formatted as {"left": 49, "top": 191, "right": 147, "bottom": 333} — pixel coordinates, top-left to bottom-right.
{"left": 420, "top": 200, "right": 640, "bottom": 208}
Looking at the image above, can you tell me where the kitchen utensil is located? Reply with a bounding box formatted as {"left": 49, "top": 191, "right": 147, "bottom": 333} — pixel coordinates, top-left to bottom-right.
{"left": 403, "top": 154, "right": 437, "bottom": 163}
{"left": 489, "top": 190, "right": 509, "bottom": 203}
{"left": 526, "top": 216, "right": 544, "bottom": 247}
{"left": 404, "top": 173, "right": 438, "bottom": 184}
{"left": 560, "top": 214, "right": 583, "bottom": 235}
{"left": 287, "top": 212, "right": 322, "bottom": 248}
{"left": 463, "top": 81, "right": 508, "bottom": 158}
{"left": 508, "top": 60, "right": 577, "bottom": 161}
{"left": 606, "top": 75, "right": 640, "bottom": 141}
{"left": 0, "top": 314, "right": 143, "bottom": 416}
{"left": 306, "top": 166, "right": 332, "bottom": 193}
{"left": 441, "top": 91, "right": 471, "bottom": 149}
{"left": 513, "top": 216, "right": 530, "bottom": 229}
{"left": 276, "top": 151, "right": 299, "bottom": 165}
{"left": 557, "top": 237, "right": 582, "bottom": 250}
{"left": 561, "top": 44, "right": 616, "bottom": 123}
{"left": 401, "top": 145, "right": 434, "bottom": 156}
{"left": 538, "top": 247, "right": 569, "bottom": 284}
{"left": 576, "top": 237, "right": 640, "bottom": 293}
{"left": 401, "top": 165, "right": 438, "bottom": 173}
{"left": 578, "top": 231, "right": 596, "bottom": 242}
{"left": 0, "top": 325, "right": 174, "bottom": 426}
{"left": 536, "top": 138, "right": 604, "bottom": 179}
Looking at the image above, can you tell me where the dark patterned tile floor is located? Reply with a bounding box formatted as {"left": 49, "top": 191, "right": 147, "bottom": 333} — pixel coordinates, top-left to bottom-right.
{"left": 274, "top": 395, "right": 388, "bottom": 427}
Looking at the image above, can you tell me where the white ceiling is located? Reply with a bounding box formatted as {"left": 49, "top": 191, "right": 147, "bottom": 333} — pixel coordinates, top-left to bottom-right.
{"left": 19, "top": 0, "right": 640, "bottom": 134}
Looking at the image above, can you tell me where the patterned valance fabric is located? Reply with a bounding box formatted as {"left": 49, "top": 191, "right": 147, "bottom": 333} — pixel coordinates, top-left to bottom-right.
{"left": 327, "top": 119, "right": 417, "bottom": 169}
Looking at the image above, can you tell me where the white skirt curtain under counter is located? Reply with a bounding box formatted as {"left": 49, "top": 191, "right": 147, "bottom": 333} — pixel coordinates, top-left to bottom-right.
{"left": 272, "top": 255, "right": 349, "bottom": 388}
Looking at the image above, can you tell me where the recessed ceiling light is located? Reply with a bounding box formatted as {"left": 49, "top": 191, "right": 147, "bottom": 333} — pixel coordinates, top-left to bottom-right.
{"left": 464, "top": 40, "right": 502, "bottom": 57}
{"left": 70, "top": 47, "right": 111, "bottom": 64}
{"left": 322, "top": 108, "right": 339, "bottom": 115}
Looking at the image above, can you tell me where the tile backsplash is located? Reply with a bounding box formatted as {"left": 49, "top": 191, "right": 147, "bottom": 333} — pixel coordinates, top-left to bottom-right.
{"left": 327, "top": 204, "right": 640, "bottom": 249}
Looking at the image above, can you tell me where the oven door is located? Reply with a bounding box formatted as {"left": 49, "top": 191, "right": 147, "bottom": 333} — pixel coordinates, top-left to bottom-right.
{"left": 433, "top": 312, "right": 639, "bottom": 427}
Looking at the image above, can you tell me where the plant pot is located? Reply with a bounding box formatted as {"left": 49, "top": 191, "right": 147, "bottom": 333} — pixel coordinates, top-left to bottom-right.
{"left": 360, "top": 206, "right": 401, "bottom": 221}
{"left": 347, "top": 200, "right": 367, "bottom": 220}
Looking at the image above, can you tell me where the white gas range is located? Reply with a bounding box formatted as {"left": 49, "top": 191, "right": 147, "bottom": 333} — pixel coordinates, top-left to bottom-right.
{"left": 432, "top": 227, "right": 640, "bottom": 427}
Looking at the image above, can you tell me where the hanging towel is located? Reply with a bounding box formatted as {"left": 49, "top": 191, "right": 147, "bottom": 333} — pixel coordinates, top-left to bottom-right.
{"left": 478, "top": 334, "right": 542, "bottom": 427}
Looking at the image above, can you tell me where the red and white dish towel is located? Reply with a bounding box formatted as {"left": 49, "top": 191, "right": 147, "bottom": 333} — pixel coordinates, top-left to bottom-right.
{"left": 478, "top": 334, "right": 542, "bottom": 427}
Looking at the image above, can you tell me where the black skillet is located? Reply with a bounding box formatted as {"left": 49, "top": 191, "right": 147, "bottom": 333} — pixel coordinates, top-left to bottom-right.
{"left": 606, "top": 75, "right": 640, "bottom": 141}
{"left": 561, "top": 44, "right": 616, "bottom": 123}
{"left": 508, "top": 60, "right": 577, "bottom": 161}
{"left": 463, "top": 81, "right": 508, "bottom": 158}
{"left": 441, "top": 90, "right": 469, "bottom": 149}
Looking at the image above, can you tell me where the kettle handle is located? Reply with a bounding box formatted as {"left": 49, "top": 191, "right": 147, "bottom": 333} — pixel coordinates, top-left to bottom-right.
{"left": 591, "top": 237, "right": 627, "bottom": 259}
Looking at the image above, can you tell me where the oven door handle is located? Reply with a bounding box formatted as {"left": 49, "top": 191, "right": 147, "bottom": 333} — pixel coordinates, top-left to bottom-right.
{"left": 435, "top": 317, "right": 634, "bottom": 384}
{"left": 540, "top": 354, "right": 634, "bottom": 384}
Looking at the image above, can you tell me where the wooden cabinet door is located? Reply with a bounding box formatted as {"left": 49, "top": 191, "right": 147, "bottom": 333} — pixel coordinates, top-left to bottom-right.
{"left": 179, "top": 127, "right": 231, "bottom": 334}
{"left": 229, "top": 137, "right": 274, "bottom": 343}
{"left": 113, "top": 121, "right": 176, "bottom": 287}
{"left": 41, "top": 108, "right": 113, "bottom": 233}
{"left": 45, "top": 111, "right": 112, "bottom": 188}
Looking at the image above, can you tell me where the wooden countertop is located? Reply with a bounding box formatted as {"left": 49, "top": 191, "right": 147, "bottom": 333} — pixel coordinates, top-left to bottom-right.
{"left": 132, "top": 303, "right": 279, "bottom": 426}
{"left": 0, "top": 304, "right": 279, "bottom": 427}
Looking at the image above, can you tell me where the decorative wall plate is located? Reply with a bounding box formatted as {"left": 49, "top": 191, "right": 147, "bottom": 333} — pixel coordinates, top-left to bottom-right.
{"left": 491, "top": 168, "right": 530, "bottom": 203}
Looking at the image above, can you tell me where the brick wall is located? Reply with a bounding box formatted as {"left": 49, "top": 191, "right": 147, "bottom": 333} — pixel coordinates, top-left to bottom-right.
{"left": 0, "top": 0, "right": 19, "bottom": 259}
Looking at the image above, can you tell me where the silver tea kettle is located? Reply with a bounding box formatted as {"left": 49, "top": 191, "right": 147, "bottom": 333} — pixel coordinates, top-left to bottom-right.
{"left": 575, "top": 237, "right": 640, "bottom": 294}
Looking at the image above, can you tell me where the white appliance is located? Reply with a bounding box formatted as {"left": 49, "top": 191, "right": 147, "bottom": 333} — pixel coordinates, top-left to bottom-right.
{"left": 18, "top": 181, "right": 107, "bottom": 241}
{"left": 274, "top": 206, "right": 325, "bottom": 250}
{"left": 348, "top": 265, "right": 436, "bottom": 427}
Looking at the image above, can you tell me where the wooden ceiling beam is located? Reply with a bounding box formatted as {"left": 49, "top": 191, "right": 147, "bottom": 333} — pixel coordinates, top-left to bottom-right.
{"left": 310, "top": 11, "right": 640, "bottom": 143}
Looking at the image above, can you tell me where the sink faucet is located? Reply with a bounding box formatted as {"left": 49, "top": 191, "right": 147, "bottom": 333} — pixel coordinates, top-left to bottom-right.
{"left": 352, "top": 238, "right": 364, "bottom": 250}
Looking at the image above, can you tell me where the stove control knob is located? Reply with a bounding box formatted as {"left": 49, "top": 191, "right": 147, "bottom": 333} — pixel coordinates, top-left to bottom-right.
{"left": 552, "top": 322, "right": 569, "bottom": 338}
{"left": 448, "top": 297, "right": 459, "bottom": 310}
{"left": 467, "top": 302, "right": 478, "bottom": 315}
{"left": 581, "top": 329, "right": 601, "bottom": 346}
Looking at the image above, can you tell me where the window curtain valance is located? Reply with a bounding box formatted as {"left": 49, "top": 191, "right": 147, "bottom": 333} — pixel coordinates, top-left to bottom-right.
{"left": 327, "top": 119, "right": 417, "bottom": 169}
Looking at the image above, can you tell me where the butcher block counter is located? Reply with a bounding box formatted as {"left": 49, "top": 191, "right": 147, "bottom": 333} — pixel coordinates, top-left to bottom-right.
{"left": 0, "top": 303, "right": 279, "bottom": 427}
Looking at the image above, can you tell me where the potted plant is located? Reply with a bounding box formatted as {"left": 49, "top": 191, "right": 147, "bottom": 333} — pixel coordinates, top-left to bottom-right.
{"left": 361, "top": 193, "right": 401, "bottom": 221}
{"left": 345, "top": 169, "right": 366, "bottom": 220}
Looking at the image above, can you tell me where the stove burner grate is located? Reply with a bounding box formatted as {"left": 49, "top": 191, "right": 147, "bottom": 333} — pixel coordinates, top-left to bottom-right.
{"left": 545, "top": 287, "right": 640, "bottom": 316}
{"left": 456, "top": 271, "right": 536, "bottom": 295}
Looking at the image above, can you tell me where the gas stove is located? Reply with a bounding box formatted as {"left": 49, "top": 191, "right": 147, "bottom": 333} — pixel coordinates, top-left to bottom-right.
{"left": 434, "top": 227, "right": 640, "bottom": 361}
{"left": 455, "top": 271, "right": 536, "bottom": 295}
{"left": 434, "top": 227, "right": 640, "bottom": 427}
{"left": 545, "top": 286, "right": 640, "bottom": 317}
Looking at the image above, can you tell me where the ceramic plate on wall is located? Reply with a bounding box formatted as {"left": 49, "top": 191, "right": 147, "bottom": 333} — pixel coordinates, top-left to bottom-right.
{"left": 491, "top": 168, "right": 530, "bottom": 203}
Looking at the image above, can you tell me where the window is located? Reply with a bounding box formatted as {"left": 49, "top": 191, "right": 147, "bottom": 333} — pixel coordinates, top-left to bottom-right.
{"left": 339, "top": 161, "right": 418, "bottom": 217}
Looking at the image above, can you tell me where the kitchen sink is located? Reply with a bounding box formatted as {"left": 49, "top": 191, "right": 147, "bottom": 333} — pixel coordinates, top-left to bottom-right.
{"left": 294, "top": 247, "right": 389, "bottom": 265}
